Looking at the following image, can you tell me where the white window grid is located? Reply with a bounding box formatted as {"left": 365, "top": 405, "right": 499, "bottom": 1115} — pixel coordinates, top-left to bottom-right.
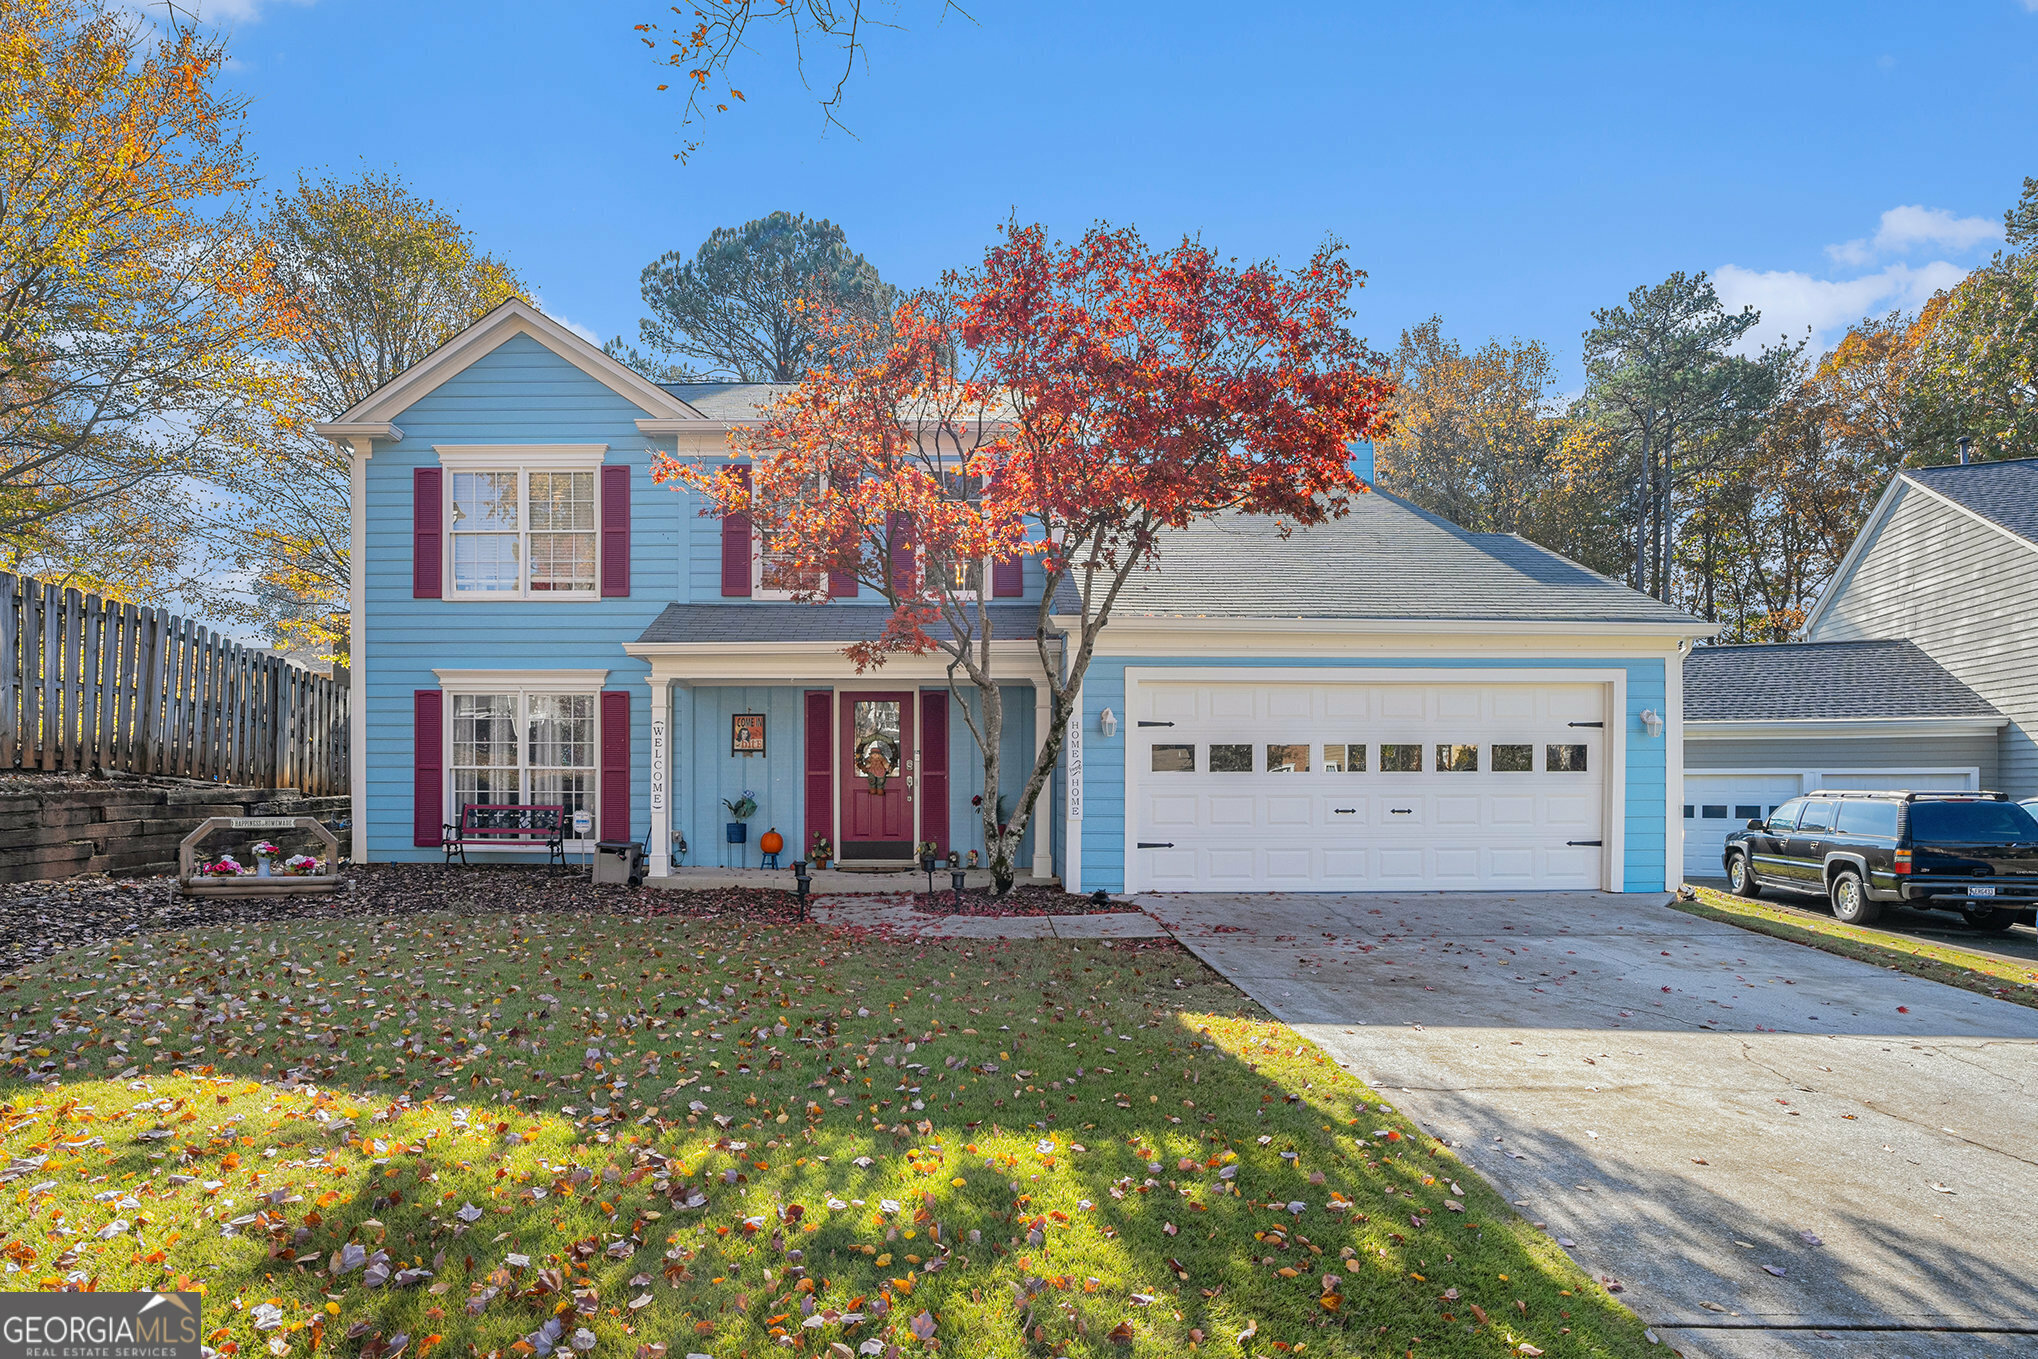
{"left": 447, "top": 690, "right": 600, "bottom": 842}
{"left": 447, "top": 467, "right": 599, "bottom": 598}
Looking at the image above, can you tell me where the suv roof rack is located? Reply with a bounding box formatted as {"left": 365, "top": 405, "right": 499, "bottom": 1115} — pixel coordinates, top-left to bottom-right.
{"left": 1805, "top": 790, "right": 2008, "bottom": 802}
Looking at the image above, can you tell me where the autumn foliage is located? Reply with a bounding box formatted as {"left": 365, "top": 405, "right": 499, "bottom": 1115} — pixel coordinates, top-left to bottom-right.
{"left": 660, "top": 221, "right": 1390, "bottom": 886}
{"left": 0, "top": 0, "right": 280, "bottom": 599}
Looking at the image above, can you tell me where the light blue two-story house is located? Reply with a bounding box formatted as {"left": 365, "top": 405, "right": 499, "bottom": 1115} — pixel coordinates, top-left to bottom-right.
{"left": 322, "top": 300, "right": 1714, "bottom": 895}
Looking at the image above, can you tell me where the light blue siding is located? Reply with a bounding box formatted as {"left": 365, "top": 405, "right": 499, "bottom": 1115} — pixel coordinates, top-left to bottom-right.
{"left": 673, "top": 685, "right": 810, "bottom": 867}
{"left": 363, "top": 334, "right": 676, "bottom": 861}
{"left": 1073, "top": 654, "right": 1670, "bottom": 894}
{"left": 945, "top": 685, "right": 1039, "bottom": 866}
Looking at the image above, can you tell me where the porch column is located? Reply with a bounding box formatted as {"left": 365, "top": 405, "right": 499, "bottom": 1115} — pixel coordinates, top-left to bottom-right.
{"left": 646, "top": 675, "right": 671, "bottom": 878}
{"left": 1032, "top": 681, "right": 1053, "bottom": 880}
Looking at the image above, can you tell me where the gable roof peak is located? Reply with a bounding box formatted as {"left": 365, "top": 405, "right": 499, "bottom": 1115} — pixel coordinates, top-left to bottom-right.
{"left": 318, "top": 297, "right": 698, "bottom": 435}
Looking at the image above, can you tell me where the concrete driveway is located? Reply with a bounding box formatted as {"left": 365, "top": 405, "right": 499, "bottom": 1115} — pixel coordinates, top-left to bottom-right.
{"left": 1137, "top": 891, "right": 2038, "bottom": 1358}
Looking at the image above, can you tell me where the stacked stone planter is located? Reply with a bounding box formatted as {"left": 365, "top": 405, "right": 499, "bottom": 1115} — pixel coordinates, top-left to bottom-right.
{"left": 0, "top": 781, "right": 350, "bottom": 884}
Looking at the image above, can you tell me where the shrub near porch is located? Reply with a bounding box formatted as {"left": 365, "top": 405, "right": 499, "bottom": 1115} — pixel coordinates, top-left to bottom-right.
{"left": 0, "top": 910, "right": 1655, "bottom": 1359}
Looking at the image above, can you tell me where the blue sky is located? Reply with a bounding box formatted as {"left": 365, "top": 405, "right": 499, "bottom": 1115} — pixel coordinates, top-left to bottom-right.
{"left": 207, "top": 0, "right": 2038, "bottom": 383}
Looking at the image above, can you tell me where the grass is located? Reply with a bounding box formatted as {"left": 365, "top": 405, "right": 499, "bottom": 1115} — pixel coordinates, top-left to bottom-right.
{"left": 0, "top": 897, "right": 1659, "bottom": 1359}
{"left": 1677, "top": 885, "right": 2038, "bottom": 1009}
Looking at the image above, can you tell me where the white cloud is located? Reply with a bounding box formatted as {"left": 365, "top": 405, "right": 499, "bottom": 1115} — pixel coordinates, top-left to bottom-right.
{"left": 1712, "top": 259, "right": 1967, "bottom": 354}
{"left": 534, "top": 300, "right": 605, "bottom": 348}
{"left": 188, "top": 0, "right": 313, "bottom": 21}
{"left": 118, "top": 0, "right": 311, "bottom": 29}
{"left": 1827, "top": 204, "right": 1999, "bottom": 266}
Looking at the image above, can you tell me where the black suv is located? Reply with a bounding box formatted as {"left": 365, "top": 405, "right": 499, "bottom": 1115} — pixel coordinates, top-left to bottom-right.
{"left": 1721, "top": 790, "right": 2038, "bottom": 931}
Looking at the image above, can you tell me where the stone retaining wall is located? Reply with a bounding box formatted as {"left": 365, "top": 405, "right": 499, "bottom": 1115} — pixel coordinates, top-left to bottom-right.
{"left": 0, "top": 782, "right": 350, "bottom": 884}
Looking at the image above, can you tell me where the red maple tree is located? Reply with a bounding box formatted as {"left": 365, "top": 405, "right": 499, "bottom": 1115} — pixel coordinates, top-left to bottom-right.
{"left": 658, "top": 221, "right": 1392, "bottom": 891}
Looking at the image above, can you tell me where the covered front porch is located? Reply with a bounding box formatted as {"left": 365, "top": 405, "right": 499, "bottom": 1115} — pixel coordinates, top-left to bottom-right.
{"left": 624, "top": 605, "right": 1066, "bottom": 886}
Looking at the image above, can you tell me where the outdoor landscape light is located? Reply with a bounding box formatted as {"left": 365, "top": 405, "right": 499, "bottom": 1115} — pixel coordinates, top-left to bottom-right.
{"left": 1639, "top": 708, "right": 1665, "bottom": 738}
{"left": 1099, "top": 707, "right": 1117, "bottom": 737}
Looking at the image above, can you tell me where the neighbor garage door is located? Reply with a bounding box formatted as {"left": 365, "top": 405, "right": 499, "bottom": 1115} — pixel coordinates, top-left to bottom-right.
{"left": 1681, "top": 774, "right": 1804, "bottom": 880}
{"left": 1680, "top": 769, "right": 1981, "bottom": 880}
{"left": 1131, "top": 678, "right": 1609, "bottom": 892}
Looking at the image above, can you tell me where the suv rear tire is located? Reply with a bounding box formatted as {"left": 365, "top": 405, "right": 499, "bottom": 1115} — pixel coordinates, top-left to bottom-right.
{"left": 1829, "top": 868, "right": 1880, "bottom": 926}
{"left": 1961, "top": 906, "right": 2017, "bottom": 932}
{"left": 1726, "top": 852, "right": 1760, "bottom": 898}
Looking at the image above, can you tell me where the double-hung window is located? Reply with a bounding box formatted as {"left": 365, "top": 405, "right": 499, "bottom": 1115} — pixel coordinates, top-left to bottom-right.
{"left": 439, "top": 447, "right": 604, "bottom": 598}
{"left": 754, "top": 465, "right": 826, "bottom": 599}
{"left": 443, "top": 678, "right": 602, "bottom": 839}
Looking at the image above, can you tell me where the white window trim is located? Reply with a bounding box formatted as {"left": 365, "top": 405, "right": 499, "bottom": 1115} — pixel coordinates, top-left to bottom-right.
{"left": 752, "top": 533, "right": 819, "bottom": 601}
{"left": 436, "top": 445, "right": 608, "bottom": 601}
{"left": 436, "top": 444, "right": 607, "bottom": 468}
{"left": 437, "top": 669, "right": 610, "bottom": 850}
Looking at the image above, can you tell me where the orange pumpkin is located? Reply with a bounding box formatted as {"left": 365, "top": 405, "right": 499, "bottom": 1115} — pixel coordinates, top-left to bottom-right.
{"left": 759, "top": 827, "right": 785, "bottom": 855}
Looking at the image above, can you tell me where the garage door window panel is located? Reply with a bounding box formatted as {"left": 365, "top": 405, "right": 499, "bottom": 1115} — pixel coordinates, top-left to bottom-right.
{"left": 1267, "top": 743, "right": 1310, "bottom": 773}
{"left": 1210, "top": 744, "right": 1252, "bottom": 772}
{"left": 1547, "top": 743, "right": 1589, "bottom": 772}
{"left": 1493, "top": 744, "right": 1533, "bottom": 772}
{"left": 1324, "top": 743, "right": 1366, "bottom": 772}
{"left": 1381, "top": 743, "right": 1422, "bottom": 772}
{"left": 1151, "top": 744, "right": 1195, "bottom": 772}
{"left": 1437, "top": 743, "right": 1479, "bottom": 772}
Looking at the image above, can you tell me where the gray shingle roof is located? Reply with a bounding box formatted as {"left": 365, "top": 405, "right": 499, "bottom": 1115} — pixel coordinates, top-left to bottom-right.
{"left": 1098, "top": 491, "right": 1701, "bottom": 625}
{"left": 659, "top": 382, "right": 793, "bottom": 421}
{"left": 1905, "top": 457, "right": 2038, "bottom": 547}
{"left": 1684, "top": 640, "right": 2000, "bottom": 722}
{"left": 635, "top": 598, "right": 1069, "bottom": 645}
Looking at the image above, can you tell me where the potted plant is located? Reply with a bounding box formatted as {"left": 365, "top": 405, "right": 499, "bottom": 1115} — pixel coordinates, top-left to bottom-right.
{"left": 201, "top": 855, "right": 250, "bottom": 878}
{"left": 278, "top": 853, "right": 323, "bottom": 876}
{"left": 723, "top": 791, "right": 757, "bottom": 845}
{"left": 252, "top": 840, "right": 282, "bottom": 878}
{"left": 809, "top": 832, "right": 833, "bottom": 870}
{"left": 917, "top": 839, "right": 939, "bottom": 874}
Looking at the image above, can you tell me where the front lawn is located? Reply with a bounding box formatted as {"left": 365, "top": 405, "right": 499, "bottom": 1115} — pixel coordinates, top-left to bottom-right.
{"left": 0, "top": 878, "right": 1656, "bottom": 1358}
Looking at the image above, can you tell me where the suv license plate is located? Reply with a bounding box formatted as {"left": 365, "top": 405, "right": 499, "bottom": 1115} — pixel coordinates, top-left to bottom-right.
{"left": 1968, "top": 885, "right": 1998, "bottom": 898}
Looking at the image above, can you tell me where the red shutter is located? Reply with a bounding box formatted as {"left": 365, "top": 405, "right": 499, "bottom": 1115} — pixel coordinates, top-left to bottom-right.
{"left": 599, "top": 689, "right": 631, "bottom": 841}
{"left": 827, "top": 566, "right": 858, "bottom": 599}
{"left": 413, "top": 467, "right": 443, "bottom": 598}
{"left": 720, "top": 465, "right": 752, "bottom": 597}
{"left": 600, "top": 464, "right": 631, "bottom": 597}
{"left": 804, "top": 690, "right": 833, "bottom": 858}
{"left": 413, "top": 689, "right": 443, "bottom": 846}
{"left": 887, "top": 511, "right": 916, "bottom": 595}
{"left": 991, "top": 555, "right": 1023, "bottom": 597}
{"left": 919, "top": 690, "right": 949, "bottom": 856}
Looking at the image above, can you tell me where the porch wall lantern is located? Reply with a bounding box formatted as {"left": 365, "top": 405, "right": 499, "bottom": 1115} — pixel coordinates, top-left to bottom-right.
{"left": 1638, "top": 708, "right": 1665, "bottom": 739}
{"left": 1098, "top": 707, "right": 1117, "bottom": 738}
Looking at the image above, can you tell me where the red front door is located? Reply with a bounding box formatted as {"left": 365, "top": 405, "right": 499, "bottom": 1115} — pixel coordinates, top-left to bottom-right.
{"left": 840, "top": 691, "right": 915, "bottom": 860}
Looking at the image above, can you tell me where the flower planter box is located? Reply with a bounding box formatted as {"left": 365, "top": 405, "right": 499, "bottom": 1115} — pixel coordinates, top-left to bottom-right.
{"left": 177, "top": 816, "right": 342, "bottom": 897}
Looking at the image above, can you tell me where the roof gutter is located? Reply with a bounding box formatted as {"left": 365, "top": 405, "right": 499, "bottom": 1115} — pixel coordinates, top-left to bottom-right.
{"left": 1687, "top": 716, "right": 2007, "bottom": 740}
{"left": 1053, "top": 614, "right": 1718, "bottom": 639}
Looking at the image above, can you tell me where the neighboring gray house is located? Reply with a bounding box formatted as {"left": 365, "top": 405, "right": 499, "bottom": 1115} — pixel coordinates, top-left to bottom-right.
{"left": 1679, "top": 457, "right": 2038, "bottom": 879}
{"left": 1681, "top": 640, "right": 2004, "bottom": 878}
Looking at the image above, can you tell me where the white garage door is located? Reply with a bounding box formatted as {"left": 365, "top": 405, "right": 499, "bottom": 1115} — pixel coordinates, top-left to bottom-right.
{"left": 1679, "top": 770, "right": 1980, "bottom": 879}
{"left": 1681, "top": 775, "right": 1803, "bottom": 879}
{"left": 1132, "top": 679, "right": 1608, "bottom": 892}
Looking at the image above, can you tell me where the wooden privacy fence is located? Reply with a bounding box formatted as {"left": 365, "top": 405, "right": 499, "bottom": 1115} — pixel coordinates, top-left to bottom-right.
{"left": 0, "top": 572, "right": 349, "bottom": 794}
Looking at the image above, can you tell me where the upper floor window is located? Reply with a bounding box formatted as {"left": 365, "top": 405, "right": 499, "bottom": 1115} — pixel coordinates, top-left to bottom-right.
{"left": 441, "top": 447, "right": 605, "bottom": 599}
{"left": 753, "top": 465, "right": 826, "bottom": 599}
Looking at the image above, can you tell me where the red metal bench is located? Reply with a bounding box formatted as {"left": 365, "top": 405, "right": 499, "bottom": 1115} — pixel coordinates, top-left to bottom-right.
{"left": 443, "top": 803, "right": 567, "bottom": 868}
